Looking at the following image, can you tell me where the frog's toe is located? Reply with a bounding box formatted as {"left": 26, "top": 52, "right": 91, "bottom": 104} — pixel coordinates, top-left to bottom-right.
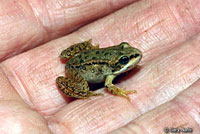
{"left": 122, "top": 89, "right": 137, "bottom": 94}
{"left": 88, "top": 91, "right": 104, "bottom": 97}
{"left": 113, "top": 89, "right": 132, "bottom": 101}
{"left": 120, "top": 93, "right": 131, "bottom": 101}
{"left": 120, "top": 87, "right": 137, "bottom": 94}
{"left": 106, "top": 85, "right": 137, "bottom": 101}
{"left": 56, "top": 76, "right": 65, "bottom": 87}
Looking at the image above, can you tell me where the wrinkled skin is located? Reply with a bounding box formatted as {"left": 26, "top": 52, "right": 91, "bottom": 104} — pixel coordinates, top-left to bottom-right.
{"left": 0, "top": 0, "right": 200, "bottom": 134}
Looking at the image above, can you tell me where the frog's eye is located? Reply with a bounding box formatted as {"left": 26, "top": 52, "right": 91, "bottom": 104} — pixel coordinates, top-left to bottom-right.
{"left": 119, "top": 56, "right": 130, "bottom": 65}
{"left": 120, "top": 42, "right": 130, "bottom": 49}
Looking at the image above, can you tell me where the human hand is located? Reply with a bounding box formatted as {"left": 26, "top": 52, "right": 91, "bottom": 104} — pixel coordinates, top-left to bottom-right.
{"left": 0, "top": 0, "right": 200, "bottom": 134}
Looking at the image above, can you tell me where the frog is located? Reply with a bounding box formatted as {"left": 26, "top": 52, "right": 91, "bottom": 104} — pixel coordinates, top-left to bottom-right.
{"left": 56, "top": 39, "right": 142, "bottom": 101}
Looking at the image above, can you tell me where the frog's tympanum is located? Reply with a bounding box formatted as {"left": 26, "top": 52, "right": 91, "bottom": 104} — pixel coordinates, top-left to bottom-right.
{"left": 56, "top": 39, "right": 142, "bottom": 101}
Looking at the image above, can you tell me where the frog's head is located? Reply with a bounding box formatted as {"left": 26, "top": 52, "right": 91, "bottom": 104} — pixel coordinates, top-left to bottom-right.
{"left": 113, "top": 42, "right": 142, "bottom": 75}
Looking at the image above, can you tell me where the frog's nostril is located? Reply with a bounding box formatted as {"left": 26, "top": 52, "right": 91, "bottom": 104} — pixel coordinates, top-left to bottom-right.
{"left": 130, "top": 54, "right": 140, "bottom": 59}
{"left": 134, "top": 54, "right": 140, "bottom": 57}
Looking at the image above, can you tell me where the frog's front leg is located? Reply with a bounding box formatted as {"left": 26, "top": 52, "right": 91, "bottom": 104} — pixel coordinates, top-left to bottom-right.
{"left": 60, "top": 39, "right": 99, "bottom": 60}
{"left": 105, "top": 75, "right": 137, "bottom": 101}
{"left": 56, "top": 68, "right": 103, "bottom": 99}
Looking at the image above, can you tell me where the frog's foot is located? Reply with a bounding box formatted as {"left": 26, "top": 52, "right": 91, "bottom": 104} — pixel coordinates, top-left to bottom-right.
{"left": 88, "top": 91, "right": 104, "bottom": 97}
{"left": 121, "top": 87, "right": 137, "bottom": 94}
{"left": 56, "top": 75, "right": 103, "bottom": 99}
{"left": 106, "top": 85, "right": 137, "bottom": 101}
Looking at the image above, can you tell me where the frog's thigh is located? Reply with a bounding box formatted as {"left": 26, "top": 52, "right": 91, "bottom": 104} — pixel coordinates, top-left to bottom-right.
{"left": 60, "top": 39, "right": 99, "bottom": 60}
{"left": 57, "top": 69, "right": 103, "bottom": 98}
{"left": 56, "top": 76, "right": 89, "bottom": 98}
{"left": 68, "top": 69, "right": 103, "bottom": 97}
{"left": 105, "top": 75, "right": 136, "bottom": 101}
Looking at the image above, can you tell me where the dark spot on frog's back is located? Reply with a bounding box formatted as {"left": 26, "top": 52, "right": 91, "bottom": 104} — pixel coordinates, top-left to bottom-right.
{"left": 78, "top": 55, "right": 82, "bottom": 59}
{"left": 70, "top": 47, "right": 74, "bottom": 51}
{"left": 96, "top": 51, "right": 100, "bottom": 54}
{"left": 92, "top": 57, "right": 96, "bottom": 60}
{"left": 80, "top": 65, "right": 86, "bottom": 70}
{"left": 85, "top": 56, "right": 89, "bottom": 59}
{"left": 84, "top": 51, "right": 88, "bottom": 55}
{"left": 80, "top": 59, "right": 83, "bottom": 63}
{"left": 119, "top": 52, "right": 123, "bottom": 55}
{"left": 75, "top": 66, "right": 80, "bottom": 69}
{"left": 104, "top": 52, "right": 110, "bottom": 56}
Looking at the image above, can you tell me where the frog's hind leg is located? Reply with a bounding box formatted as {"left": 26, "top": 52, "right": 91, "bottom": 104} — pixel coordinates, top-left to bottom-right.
{"left": 56, "top": 76, "right": 87, "bottom": 98}
{"left": 56, "top": 69, "right": 103, "bottom": 99}
{"left": 60, "top": 39, "right": 99, "bottom": 60}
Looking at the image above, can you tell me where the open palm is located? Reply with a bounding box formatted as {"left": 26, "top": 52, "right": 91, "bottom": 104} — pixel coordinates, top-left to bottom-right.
{"left": 0, "top": 0, "right": 200, "bottom": 134}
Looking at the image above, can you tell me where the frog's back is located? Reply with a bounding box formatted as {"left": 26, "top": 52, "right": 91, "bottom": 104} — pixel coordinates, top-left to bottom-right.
{"left": 65, "top": 47, "right": 120, "bottom": 83}
{"left": 65, "top": 43, "right": 142, "bottom": 83}
{"left": 67, "top": 47, "right": 119, "bottom": 66}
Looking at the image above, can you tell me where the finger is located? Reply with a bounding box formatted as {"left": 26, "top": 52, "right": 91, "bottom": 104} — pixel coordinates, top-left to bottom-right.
{"left": 109, "top": 79, "right": 200, "bottom": 134}
{"left": 77, "top": 0, "right": 200, "bottom": 63}
{"left": 47, "top": 32, "right": 200, "bottom": 134}
{"left": 0, "top": 68, "right": 51, "bottom": 133}
{"left": 0, "top": 0, "right": 136, "bottom": 61}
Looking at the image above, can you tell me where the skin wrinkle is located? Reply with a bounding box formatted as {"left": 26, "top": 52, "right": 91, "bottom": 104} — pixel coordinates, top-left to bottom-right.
{"left": 2, "top": 54, "right": 51, "bottom": 111}
{"left": 172, "top": 86, "right": 200, "bottom": 128}
{"left": 130, "top": 4, "right": 167, "bottom": 47}
{"left": 0, "top": 67, "right": 21, "bottom": 101}
{"left": 179, "top": 0, "right": 199, "bottom": 33}
{"left": 170, "top": 0, "right": 200, "bottom": 36}
{"left": 0, "top": 68, "right": 51, "bottom": 133}
{"left": 50, "top": 96, "right": 136, "bottom": 134}
{"left": 110, "top": 76, "right": 200, "bottom": 133}
{"left": 164, "top": 0, "right": 183, "bottom": 35}
{"left": 79, "top": 1, "right": 200, "bottom": 131}
{"left": 0, "top": 2, "right": 42, "bottom": 61}
{"left": 173, "top": 97, "right": 196, "bottom": 125}
{"left": 97, "top": 0, "right": 194, "bottom": 62}
{"left": 1, "top": 0, "right": 200, "bottom": 133}
{"left": 151, "top": 0, "right": 199, "bottom": 59}
{"left": 27, "top": 0, "right": 52, "bottom": 39}
{"left": 190, "top": 109, "right": 200, "bottom": 125}
{"left": 0, "top": 0, "right": 134, "bottom": 61}
{"left": 135, "top": 20, "right": 164, "bottom": 40}
{"left": 3, "top": 65, "right": 35, "bottom": 108}
{"left": 60, "top": 0, "right": 95, "bottom": 8}
{"left": 124, "top": 34, "right": 200, "bottom": 120}
{"left": 155, "top": 61, "right": 200, "bottom": 104}
{"left": 173, "top": 81, "right": 200, "bottom": 125}
{"left": 128, "top": 3, "right": 166, "bottom": 38}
